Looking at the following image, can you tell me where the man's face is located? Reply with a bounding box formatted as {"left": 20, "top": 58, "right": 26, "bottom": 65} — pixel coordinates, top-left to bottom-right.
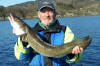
{"left": 38, "top": 7, "right": 55, "bottom": 26}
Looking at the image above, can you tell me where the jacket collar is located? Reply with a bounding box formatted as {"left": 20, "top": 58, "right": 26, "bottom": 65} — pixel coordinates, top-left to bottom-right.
{"left": 33, "top": 19, "right": 62, "bottom": 33}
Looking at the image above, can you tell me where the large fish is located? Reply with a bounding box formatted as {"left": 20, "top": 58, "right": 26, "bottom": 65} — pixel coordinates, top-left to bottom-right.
{"left": 8, "top": 13, "right": 91, "bottom": 58}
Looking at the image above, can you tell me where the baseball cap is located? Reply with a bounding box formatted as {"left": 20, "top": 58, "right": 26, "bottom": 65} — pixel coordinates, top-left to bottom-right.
{"left": 38, "top": 2, "right": 55, "bottom": 11}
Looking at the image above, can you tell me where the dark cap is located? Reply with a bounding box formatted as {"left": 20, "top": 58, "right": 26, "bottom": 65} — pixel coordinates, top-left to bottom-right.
{"left": 38, "top": 2, "right": 55, "bottom": 11}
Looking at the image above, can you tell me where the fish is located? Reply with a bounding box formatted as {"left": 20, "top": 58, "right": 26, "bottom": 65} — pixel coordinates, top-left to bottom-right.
{"left": 8, "top": 13, "right": 92, "bottom": 58}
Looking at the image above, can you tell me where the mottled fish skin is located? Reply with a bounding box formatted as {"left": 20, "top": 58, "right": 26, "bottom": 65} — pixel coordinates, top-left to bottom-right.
{"left": 9, "top": 13, "right": 92, "bottom": 58}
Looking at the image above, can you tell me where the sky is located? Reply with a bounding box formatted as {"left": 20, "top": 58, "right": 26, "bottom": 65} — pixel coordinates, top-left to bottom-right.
{"left": 0, "top": 0, "right": 35, "bottom": 7}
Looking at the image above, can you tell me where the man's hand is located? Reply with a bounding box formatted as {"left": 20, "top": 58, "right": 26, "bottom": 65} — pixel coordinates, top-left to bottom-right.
{"left": 72, "top": 46, "right": 83, "bottom": 54}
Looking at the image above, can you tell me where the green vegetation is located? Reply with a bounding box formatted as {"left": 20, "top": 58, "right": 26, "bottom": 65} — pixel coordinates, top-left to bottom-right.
{"left": 0, "top": 0, "right": 100, "bottom": 20}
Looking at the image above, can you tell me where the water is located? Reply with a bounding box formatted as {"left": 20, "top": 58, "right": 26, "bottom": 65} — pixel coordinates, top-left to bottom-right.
{"left": 0, "top": 16, "right": 100, "bottom": 66}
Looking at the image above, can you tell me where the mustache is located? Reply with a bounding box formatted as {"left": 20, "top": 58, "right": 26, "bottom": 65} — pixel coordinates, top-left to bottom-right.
{"left": 44, "top": 16, "right": 51, "bottom": 20}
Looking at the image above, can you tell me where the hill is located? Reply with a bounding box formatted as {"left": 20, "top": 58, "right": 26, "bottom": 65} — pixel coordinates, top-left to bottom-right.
{"left": 0, "top": 0, "right": 100, "bottom": 20}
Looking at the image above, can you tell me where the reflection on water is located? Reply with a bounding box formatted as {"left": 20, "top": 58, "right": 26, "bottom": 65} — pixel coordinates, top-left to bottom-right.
{"left": 0, "top": 16, "right": 100, "bottom": 66}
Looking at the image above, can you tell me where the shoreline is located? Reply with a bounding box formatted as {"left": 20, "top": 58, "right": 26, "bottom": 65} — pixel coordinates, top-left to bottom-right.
{"left": 0, "top": 14, "right": 100, "bottom": 21}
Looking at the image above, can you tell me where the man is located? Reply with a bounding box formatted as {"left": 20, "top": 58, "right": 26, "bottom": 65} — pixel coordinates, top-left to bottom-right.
{"left": 9, "top": 2, "right": 83, "bottom": 66}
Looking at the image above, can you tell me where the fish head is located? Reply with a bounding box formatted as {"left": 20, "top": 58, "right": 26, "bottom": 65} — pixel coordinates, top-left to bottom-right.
{"left": 8, "top": 13, "right": 27, "bottom": 35}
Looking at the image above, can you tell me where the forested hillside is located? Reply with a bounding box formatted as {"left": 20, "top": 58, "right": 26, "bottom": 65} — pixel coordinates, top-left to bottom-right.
{"left": 0, "top": 0, "right": 100, "bottom": 20}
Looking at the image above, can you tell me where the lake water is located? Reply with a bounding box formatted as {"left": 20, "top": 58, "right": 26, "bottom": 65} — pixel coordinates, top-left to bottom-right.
{"left": 0, "top": 16, "right": 100, "bottom": 66}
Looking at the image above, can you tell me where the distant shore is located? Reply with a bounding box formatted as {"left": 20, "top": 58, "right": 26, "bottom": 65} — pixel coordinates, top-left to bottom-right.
{"left": 0, "top": 13, "right": 100, "bottom": 21}
{"left": 1, "top": 0, "right": 100, "bottom": 21}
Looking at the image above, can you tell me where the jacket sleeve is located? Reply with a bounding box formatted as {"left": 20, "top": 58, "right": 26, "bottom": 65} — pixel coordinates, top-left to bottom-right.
{"left": 66, "top": 53, "right": 82, "bottom": 64}
{"left": 14, "top": 36, "right": 35, "bottom": 62}
{"left": 64, "top": 26, "right": 82, "bottom": 64}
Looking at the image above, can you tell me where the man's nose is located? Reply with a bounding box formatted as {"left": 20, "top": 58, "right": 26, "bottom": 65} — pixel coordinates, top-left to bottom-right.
{"left": 45, "top": 12, "right": 50, "bottom": 16}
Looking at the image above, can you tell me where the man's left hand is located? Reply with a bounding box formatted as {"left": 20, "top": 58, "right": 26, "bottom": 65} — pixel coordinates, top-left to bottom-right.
{"left": 72, "top": 46, "right": 83, "bottom": 54}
